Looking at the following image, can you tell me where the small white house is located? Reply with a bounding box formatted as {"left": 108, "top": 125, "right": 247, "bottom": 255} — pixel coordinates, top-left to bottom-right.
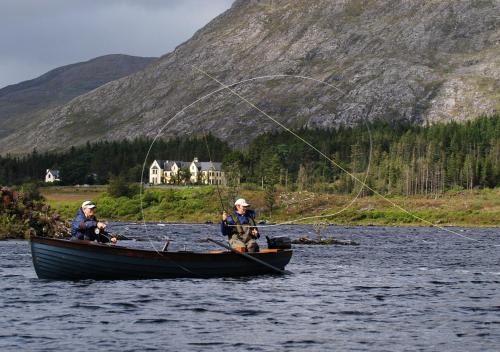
{"left": 45, "top": 169, "right": 60, "bottom": 183}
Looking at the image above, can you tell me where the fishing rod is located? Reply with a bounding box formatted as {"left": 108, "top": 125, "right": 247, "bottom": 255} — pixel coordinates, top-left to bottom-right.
{"left": 202, "top": 132, "right": 227, "bottom": 214}
{"left": 190, "top": 65, "right": 491, "bottom": 245}
{"left": 139, "top": 70, "right": 491, "bottom": 248}
{"left": 203, "top": 132, "right": 243, "bottom": 246}
{"left": 138, "top": 73, "right": 355, "bottom": 254}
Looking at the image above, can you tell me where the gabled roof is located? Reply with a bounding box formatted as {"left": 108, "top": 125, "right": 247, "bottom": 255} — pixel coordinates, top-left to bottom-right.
{"left": 178, "top": 161, "right": 191, "bottom": 169}
{"left": 164, "top": 161, "right": 175, "bottom": 170}
{"left": 168, "top": 161, "right": 190, "bottom": 169}
{"left": 47, "top": 169, "right": 60, "bottom": 177}
{"left": 151, "top": 160, "right": 167, "bottom": 169}
{"left": 152, "top": 159, "right": 223, "bottom": 172}
{"left": 194, "top": 161, "right": 222, "bottom": 171}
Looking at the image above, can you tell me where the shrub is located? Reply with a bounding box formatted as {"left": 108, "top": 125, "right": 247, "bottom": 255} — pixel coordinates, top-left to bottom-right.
{"left": 0, "top": 186, "right": 69, "bottom": 239}
{"left": 17, "top": 182, "right": 44, "bottom": 201}
{"left": 107, "top": 175, "right": 139, "bottom": 198}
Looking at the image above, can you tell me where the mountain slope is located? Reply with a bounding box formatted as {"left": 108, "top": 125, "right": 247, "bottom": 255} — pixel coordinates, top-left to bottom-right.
{"left": 0, "top": 54, "right": 156, "bottom": 140}
{"left": 1, "top": 0, "right": 498, "bottom": 154}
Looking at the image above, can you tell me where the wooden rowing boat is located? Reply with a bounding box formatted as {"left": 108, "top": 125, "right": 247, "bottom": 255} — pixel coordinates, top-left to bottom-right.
{"left": 29, "top": 237, "right": 293, "bottom": 280}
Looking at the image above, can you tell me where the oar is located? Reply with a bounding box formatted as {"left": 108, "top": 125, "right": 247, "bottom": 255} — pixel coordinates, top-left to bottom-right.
{"left": 206, "top": 237, "right": 292, "bottom": 275}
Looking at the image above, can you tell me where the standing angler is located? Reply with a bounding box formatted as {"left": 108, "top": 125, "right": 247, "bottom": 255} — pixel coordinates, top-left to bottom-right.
{"left": 221, "top": 198, "right": 260, "bottom": 252}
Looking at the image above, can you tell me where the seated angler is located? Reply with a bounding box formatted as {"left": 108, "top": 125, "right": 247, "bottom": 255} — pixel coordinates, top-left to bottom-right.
{"left": 71, "top": 200, "right": 116, "bottom": 243}
{"left": 220, "top": 198, "right": 259, "bottom": 252}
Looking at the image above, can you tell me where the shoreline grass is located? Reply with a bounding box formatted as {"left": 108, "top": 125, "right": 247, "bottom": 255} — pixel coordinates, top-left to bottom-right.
{"left": 40, "top": 186, "right": 500, "bottom": 228}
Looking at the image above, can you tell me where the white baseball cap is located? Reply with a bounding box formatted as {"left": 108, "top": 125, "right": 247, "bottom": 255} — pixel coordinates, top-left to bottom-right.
{"left": 81, "top": 200, "right": 96, "bottom": 209}
{"left": 234, "top": 198, "right": 250, "bottom": 207}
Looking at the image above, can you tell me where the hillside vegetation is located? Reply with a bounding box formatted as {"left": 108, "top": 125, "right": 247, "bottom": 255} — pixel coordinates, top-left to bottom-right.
{"left": 2, "top": 115, "right": 498, "bottom": 195}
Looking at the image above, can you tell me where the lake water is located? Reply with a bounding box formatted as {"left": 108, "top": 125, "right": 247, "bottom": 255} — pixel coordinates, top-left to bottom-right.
{"left": 1, "top": 224, "right": 499, "bottom": 351}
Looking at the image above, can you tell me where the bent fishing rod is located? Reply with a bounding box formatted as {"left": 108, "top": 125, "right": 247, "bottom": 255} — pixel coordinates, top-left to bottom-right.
{"left": 203, "top": 132, "right": 227, "bottom": 214}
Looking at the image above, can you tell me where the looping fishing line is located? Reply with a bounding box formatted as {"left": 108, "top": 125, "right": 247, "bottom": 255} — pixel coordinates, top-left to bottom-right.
{"left": 139, "top": 72, "right": 372, "bottom": 253}
{"left": 203, "top": 83, "right": 374, "bottom": 228}
{"left": 139, "top": 68, "right": 495, "bottom": 253}
{"left": 191, "top": 66, "right": 495, "bottom": 246}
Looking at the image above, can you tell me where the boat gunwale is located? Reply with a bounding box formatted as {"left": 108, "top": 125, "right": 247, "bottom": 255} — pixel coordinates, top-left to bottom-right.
{"left": 30, "top": 236, "right": 292, "bottom": 260}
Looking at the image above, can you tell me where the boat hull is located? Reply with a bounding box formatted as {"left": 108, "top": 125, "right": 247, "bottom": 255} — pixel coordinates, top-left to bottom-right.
{"left": 30, "top": 237, "right": 293, "bottom": 280}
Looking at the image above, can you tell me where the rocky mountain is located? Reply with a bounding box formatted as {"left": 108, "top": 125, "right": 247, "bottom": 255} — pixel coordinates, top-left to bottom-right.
{"left": 1, "top": 0, "right": 498, "bottom": 154}
{"left": 0, "top": 54, "right": 156, "bottom": 141}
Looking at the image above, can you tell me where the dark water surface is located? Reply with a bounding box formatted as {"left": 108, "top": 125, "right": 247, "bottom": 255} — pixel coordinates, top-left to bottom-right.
{"left": 1, "top": 224, "right": 499, "bottom": 351}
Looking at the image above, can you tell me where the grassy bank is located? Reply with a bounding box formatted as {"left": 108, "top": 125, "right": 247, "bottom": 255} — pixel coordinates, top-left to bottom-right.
{"left": 41, "top": 186, "right": 500, "bottom": 227}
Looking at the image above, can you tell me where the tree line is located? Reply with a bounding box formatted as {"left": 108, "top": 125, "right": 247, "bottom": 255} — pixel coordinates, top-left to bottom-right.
{"left": 0, "top": 135, "right": 230, "bottom": 186}
{"left": 0, "top": 115, "right": 498, "bottom": 196}
{"left": 224, "top": 115, "right": 499, "bottom": 196}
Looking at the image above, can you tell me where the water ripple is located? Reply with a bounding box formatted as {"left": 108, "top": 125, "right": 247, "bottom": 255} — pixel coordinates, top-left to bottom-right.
{"left": 0, "top": 225, "right": 499, "bottom": 351}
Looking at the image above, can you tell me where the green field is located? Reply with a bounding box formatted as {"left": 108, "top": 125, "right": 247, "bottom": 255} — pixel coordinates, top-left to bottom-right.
{"left": 41, "top": 185, "right": 500, "bottom": 228}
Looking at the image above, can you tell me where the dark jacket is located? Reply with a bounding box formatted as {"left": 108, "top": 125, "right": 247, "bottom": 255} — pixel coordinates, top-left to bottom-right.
{"left": 220, "top": 209, "right": 258, "bottom": 241}
{"left": 71, "top": 208, "right": 98, "bottom": 240}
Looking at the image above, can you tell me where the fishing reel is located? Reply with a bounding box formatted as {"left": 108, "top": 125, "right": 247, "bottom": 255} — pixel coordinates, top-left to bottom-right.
{"left": 94, "top": 227, "right": 117, "bottom": 244}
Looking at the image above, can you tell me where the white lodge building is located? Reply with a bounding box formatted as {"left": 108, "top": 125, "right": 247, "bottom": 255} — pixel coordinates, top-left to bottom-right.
{"left": 149, "top": 160, "right": 164, "bottom": 185}
{"left": 149, "top": 157, "right": 225, "bottom": 185}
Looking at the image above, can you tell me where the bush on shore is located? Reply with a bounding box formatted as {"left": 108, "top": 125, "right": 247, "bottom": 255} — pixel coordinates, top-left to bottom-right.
{"left": 0, "top": 185, "right": 70, "bottom": 240}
